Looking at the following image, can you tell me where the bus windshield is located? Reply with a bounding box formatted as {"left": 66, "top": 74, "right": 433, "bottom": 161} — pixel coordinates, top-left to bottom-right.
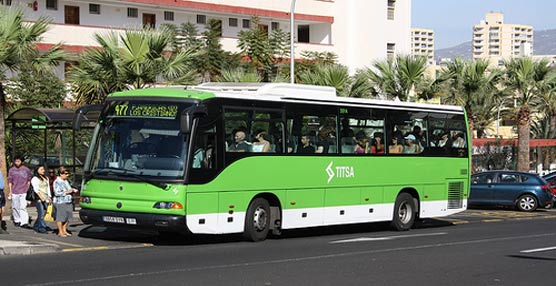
{"left": 89, "top": 101, "right": 193, "bottom": 179}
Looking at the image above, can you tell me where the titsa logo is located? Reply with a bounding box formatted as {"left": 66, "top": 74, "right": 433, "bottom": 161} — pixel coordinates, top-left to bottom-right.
{"left": 326, "top": 161, "right": 355, "bottom": 184}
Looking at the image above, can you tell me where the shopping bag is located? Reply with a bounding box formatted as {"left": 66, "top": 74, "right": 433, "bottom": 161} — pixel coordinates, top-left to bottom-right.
{"left": 44, "top": 204, "right": 54, "bottom": 222}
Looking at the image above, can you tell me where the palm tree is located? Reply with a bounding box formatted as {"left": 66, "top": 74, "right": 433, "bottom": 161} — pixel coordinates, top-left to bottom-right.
{"left": 440, "top": 58, "right": 502, "bottom": 138}
{"left": 70, "top": 27, "right": 196, "bottom": 104}
{"left": 0, "top": 6, "right": 65, "bottom": 178}
{"left": 298, "top": 64, "right": 351, "bottom": 96}
{"left": 504, "top": 57, "right": 555, "bottom": 171}
{"left": 216, "top": 68, "right": 261, "bottom": 82}
{"left": 365, "top": 55, "right": 427, "bottom": 101}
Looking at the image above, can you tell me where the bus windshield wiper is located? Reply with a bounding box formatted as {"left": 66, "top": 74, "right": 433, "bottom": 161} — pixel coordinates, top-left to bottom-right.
{"left": 90, "top": 167, "right": 167, "bottom": 190}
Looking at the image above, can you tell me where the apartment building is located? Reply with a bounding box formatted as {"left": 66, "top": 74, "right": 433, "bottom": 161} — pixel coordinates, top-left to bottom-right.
{"left": 472, "top": 12, "right": 533, "bottom": 64}
{"left": 6, "top": 0, "right": 410, "bottom": 76}
{"left": 411, "top": 28, "right": 434, "bottom": 65}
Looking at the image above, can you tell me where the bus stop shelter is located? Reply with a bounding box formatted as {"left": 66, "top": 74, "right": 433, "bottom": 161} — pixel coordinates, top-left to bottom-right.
{"left": 6, "top": 107, "right": 99, "bottom": 177}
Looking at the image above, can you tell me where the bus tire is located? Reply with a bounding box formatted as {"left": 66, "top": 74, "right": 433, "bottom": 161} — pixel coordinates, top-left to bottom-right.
{"left": 391, "top": 193, "right": 416, "bottom": 231}
{"left": 243, "top": 198, "right": 271, "bottom": 242}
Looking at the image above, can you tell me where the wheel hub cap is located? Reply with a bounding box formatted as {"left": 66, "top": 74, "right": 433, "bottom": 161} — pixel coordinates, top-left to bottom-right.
{"left": 253, "top": 207, "right": 267, "bottom": 231}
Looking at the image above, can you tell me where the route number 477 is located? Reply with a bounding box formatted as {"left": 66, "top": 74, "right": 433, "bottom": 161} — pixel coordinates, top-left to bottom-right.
{"left": 114, "top": 104, "right": 129, "bottom": 116}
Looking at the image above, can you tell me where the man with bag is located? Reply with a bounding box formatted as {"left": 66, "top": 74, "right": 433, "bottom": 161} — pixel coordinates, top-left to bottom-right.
{"left": 7, "top": 156, "right": 32, "bottom": 229}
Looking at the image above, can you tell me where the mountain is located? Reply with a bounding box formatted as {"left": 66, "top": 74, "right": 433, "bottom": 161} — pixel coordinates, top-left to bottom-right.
{"left": 434, "top": 29, "right": 556, "bottom": 61}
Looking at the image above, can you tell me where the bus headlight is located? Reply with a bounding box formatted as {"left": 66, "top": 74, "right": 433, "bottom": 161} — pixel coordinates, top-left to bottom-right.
{"left": 81, "top": 196, "right": 92, "bottom": 204}
{"left": 153, "top": 202, "right": 183, "bottom": 209}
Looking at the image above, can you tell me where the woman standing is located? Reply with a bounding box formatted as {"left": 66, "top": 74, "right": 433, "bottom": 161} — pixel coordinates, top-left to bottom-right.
{"left": 31, "top": 165, "right": 51, "bottom": 233}
{"left": 53, "top": 166, "right": 77, "bottom": 237}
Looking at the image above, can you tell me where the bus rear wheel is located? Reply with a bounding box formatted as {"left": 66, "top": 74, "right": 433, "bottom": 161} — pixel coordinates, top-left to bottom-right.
{"left": 391, "top": 193, "right": 416, "bottom": 231}
{"left": 243, "top": 198, "right": 270, "bottom": 242}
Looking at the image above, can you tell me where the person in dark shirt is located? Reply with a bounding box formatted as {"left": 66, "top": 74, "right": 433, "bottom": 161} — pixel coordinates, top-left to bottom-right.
{"left": 297, "top": 133, "right": 315, "bottom": 154}
{"left": 228, "top": 130, "right": 250, "bottom": 152}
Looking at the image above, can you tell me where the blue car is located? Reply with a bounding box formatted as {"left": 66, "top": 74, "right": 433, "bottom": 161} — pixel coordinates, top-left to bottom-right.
{"left": 470, "top": 171, "right": 554, "bottom": 212}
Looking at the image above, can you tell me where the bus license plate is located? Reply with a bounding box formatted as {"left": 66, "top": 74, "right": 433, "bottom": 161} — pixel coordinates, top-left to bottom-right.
{"left": 125, "top": 218, "right": 137, "bottom": 225}
{"left": 102, "top": 216, "right": 125, "bottom": 224}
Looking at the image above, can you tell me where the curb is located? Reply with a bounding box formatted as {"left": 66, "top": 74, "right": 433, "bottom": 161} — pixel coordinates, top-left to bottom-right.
{"left": 0, "top": 240, "right": 60, "bottom": 256}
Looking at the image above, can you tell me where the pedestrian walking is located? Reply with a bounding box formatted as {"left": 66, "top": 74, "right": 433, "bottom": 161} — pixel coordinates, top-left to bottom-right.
{"left": 7, "top": 156, "right": 32, "bottom": 229}
{"left": 31, "top": 165, "right": 51, "bottom": 234}
{"left": 53, "top": 166, "right": 77, "bottom": 237}
{"left": 0, "top": 168, "right": 7, "bottom": 234}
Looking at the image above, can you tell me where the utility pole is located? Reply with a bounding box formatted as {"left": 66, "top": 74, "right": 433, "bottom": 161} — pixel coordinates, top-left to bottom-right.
{"left": 290, "top": 0, "right": 297, "bottom": 84}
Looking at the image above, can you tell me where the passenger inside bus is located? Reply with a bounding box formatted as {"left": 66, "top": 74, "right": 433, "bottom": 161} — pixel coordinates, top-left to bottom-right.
{"left": 252, "top": 130, "right": 271, "bottom": 152}
{"left": 297, "top": 133, "right": 315, "bottom": 154}
{"left": 354, "top": 131, "right": 369, "bottom": 154}
{"left": 228, "top": 130, "right": 251, "bottom": 152}
{"left": 316, "top": 127, "right": 335, "bottom": 154}
{"left": 451, "top": 131, "right": 466, "bottom": 148}
{"left": 389, "top": 136, "right": 403, "bottom": 154}
{"left": 370, "top": 132, "right": 385, "bottom": 154}
{"left": 403, "top": 134, "right": 420, "bottom": 154}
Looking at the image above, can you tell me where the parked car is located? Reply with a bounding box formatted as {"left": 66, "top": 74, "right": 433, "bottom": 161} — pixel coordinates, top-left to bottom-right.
{"left": 470, "top": 171, "right": 554, "bottom": 212}
{"left": 541, "top": 172, "right": 556, "bottom": 202}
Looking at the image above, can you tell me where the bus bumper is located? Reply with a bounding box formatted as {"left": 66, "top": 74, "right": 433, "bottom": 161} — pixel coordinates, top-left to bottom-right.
{"left": 79, "top": 208, "right": 188, "bottom": 232}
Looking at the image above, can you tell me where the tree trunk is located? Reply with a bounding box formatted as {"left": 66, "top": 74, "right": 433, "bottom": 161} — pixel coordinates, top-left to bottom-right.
{"left": 465, "top": 106, "right": 474, "bottom": 139}
{"left": 0, "top": 83, "right": 10, "bottom": 215}
{"left": 517, "top": 106, "right": 531, "bottom": 172}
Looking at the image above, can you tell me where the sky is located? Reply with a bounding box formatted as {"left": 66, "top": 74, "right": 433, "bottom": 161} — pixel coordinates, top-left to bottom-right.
{"left": 412, "top": 0, "right": 556, "bottom": 49}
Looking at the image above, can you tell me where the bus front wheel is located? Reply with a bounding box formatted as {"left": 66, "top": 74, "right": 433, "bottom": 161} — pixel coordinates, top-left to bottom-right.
{"left": 391, "top": 193, "right": 416, "bottom": 231}
{"left": 243, "top": 198, "right": 271, "bottom": 242}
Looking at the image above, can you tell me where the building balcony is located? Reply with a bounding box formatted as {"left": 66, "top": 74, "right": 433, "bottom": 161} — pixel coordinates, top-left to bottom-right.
{"left": 41, "top": 22, "right": 334, "bottom": 58}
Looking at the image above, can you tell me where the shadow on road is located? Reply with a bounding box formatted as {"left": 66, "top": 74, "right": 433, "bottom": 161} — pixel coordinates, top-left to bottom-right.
{"left": 77, "top": 218, "right": 457, "bottom": 246}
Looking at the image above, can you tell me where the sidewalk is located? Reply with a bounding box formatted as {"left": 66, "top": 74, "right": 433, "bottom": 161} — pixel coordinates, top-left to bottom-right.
{"left": 0, "top": 206, "right": 79, "bottom": 256}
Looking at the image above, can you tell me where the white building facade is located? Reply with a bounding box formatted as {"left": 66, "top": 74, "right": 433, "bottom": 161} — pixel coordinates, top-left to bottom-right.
{"left": 473, "top": 12, "right": 533, "bottom": 64}
{"left": 8, "top": 0, "right": 411, "bottom": 75}
{"left": 411, "top": 28, "right": 434, "bottom": 65}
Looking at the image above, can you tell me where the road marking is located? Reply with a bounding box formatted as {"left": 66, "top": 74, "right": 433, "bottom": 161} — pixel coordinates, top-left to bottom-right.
{"left": 330, "top": 232, "right": 447, "bottom": 244}
{"left": 520, "top": 246, "right": 556, "bottom": 253}
{"left": 434, "top": 217, "right": 470, "bottom": 224}
{"left": 482, "top": 219, "right": 503, "bottom": 223}
{"left": 62, "top": 243, "right": 154, "bottom": 252}
{"left": 25, "top": 232, "right": 556, "bottom": 286}
{"left": 26, "top": 236, "right": 83, "bottom": 248}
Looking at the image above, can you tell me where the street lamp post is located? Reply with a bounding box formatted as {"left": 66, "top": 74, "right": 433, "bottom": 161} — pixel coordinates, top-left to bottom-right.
{"left": 290, "top": 0, "right": 297, "bottom": 84}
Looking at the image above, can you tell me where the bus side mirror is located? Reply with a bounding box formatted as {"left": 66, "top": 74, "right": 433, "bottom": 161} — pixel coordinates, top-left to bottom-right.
{"left": 73, "top": 104, "right": 103, "bottom": 130}
{"left": 180, "top": 105, "right": 207, "bottom": 133}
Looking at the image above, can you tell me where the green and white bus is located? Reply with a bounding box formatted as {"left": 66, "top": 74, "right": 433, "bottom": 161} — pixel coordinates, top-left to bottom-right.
{"left": 75, "top": 83, "right": 470, "bottom": 241}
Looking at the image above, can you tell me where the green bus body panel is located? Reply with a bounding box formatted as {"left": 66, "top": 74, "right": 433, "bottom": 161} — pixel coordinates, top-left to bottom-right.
{"left": 185, "top": 156, "right": 469, "bottom": 215}
{"left": 107, "top": 88, "right": 215, "bottom": 100}
{"left": 82, "top": 156, "right": 468, "bottom": 216}
{"left": 80, "top": 180, "right": 186, "bottom": 215}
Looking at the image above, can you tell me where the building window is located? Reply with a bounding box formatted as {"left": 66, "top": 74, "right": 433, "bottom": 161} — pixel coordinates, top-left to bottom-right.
{"left": 271, "top": 22, "right": 280, "bottom": 31}
{"left": 229, "top": 18, "right": 238, "bottom": 27}
{"left": 387, "top": 0, "right": 395, "bottom": 20}
{"left": 1, "top": 0, "right": 12, "bottom": 6}
{"left": 46, "top": 0, "right": 57, "bottom": 10}
{"left": 242, "top": 19, "right": 250, "bottom": 29}
{"left": 164, "top": 11, "right": 174, "bottom": 21}
{"left": 197, "top": 15, "right": 206, "bottom": 25}
{"left": 127, "top": 8, "right": 138, "bottom": 18}
{"left": 387, "top": 43, "right": 395, "bottom": 60}
{"left": 89, "top": 4, "right": 100, "bottom": 15}
{"left": 298, "top": 25, "right": 310, "bottom": 43}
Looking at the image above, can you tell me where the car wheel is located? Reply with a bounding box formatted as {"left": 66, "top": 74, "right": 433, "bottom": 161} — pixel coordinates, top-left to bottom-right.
{"left": 516, "top": 194, "right": 538, "bottom": 212}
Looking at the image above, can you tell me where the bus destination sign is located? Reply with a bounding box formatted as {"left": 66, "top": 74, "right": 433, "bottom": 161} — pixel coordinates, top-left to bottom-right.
{"left": 112, "top": 102, "right": 179, "bottom": 118}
